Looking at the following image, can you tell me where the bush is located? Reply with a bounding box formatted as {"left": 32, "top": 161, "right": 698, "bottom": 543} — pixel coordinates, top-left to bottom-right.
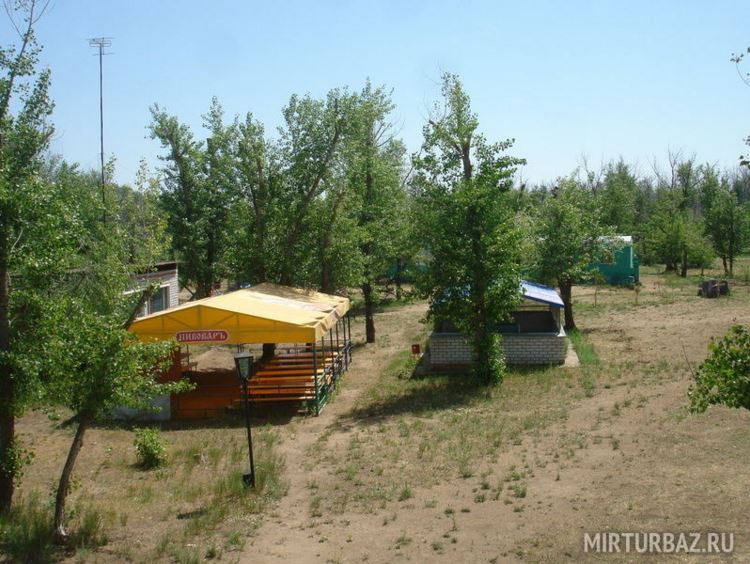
{"left": 133, "top": 427, "right": 167, "bottom": 469}
{"left": 689, "top": 325, "right": 750, "bottom": 413}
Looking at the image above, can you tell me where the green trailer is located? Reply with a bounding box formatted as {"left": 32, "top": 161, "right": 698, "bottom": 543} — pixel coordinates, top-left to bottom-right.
{"left": 589, "top": 236, "right": 640, "bottom": 286}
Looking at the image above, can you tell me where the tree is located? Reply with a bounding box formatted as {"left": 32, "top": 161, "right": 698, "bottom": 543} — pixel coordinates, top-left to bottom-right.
{"left": 413, "top": 73, "right": 524, "bottom": 384}
{"left": 149, "top": 99, "right": 235, "bottom": 298}
{"left": 0, "top": 0, "right": 65, "bottom": 513}
{"left": 598, "top": 159, "right": 638, "bottom": 234}
{"left": 348, "top": 82, "right": 408, "bottom": 342}
{"left": 704, "top": 185, "right": 750, "bottom": 275}
{"left": 49, "top": 294, "right": 184, "bottom": 539}
{"left": 275, "top": 90, "right": 355, "bottom": 287}
{"left": 689, "top": 325, "right": 750, "bottom": 413}
{"left": 223, "top": 112, "right": 282, "bottom": 286}
{"left": 643, "top": 156, "right": 712, "bottom": 277}
{"left": 645, "top": 192, "right": 714, "bottom": 277}
{"left": 43, "top": 177, "right": 190, "bottom": 540}
{"left": 532, "top": 178, "right": 604, "bottom": 331}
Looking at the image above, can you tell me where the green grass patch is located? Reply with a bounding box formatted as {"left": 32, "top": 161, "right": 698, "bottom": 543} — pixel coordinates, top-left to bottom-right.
{"left": 0, "top": 493, "right": 110, "bottom": 563}
{"left": 568, "top": 329, "right": 599, "bottom": 366}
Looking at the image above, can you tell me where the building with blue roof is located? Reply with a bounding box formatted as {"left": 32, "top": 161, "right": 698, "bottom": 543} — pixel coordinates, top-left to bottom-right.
{"left": 430, "top": 280, "right": 568, "bottom": 368}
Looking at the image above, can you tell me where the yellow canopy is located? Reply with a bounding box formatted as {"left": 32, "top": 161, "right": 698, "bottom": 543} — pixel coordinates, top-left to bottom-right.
{"left": 129, "top": 284, "right": 350, "bottom": 344}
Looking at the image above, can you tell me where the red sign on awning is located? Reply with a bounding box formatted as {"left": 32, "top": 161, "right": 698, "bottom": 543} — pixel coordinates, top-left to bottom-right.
{"left": 176, "top": 330, "right": 230, "bottom": 343}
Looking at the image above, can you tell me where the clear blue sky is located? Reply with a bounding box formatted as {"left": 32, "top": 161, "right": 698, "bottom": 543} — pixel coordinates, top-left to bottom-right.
{"left": 15, "top": 0, "right": 750, "bottom": 186}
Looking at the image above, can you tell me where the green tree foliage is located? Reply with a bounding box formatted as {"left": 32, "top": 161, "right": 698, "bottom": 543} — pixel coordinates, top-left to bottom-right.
{"left": 348, "top": 82, "right": 408, "bottom": 342}
{"left": 644, "top": 193, "right": 692, "bottom": 272}
{"left": 643, "top": 156, "right": 714, "bottom": 276}
{"left": 153, "top": 91, "right": 360, "bottom": 294}
{"left": 223, "top": 111, "right": 282, "bottom": 285}
{"left": 413, "top": 73, "right": 524, "bottom": 384}
{"left": 704, "top": 185, "right": 750, "bottom": 275}
{"left": 42, "top": 174, "right": 190, "bottom": 540}
{"left": 0, "top": 0, "right": 69, "bottom": 513}
{"left": 532, "top": 179, "right": 605, "bottom": 331}
{"left": 689, "top": 325, "right": 750, "bottom": 413}
{"left": 119, "top": 160, "right": 171, "bottom": 264}
{"left": 149, "top": 99, "right": 235, "bottom": 298}
{"left": 599, "top": 159, "right": 637, "bottom": 233}
{"left": 273, "top": 90, "right": 355, "bottom": 287}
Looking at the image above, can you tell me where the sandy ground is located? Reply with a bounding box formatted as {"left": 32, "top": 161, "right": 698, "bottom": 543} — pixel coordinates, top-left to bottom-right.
{"left": 9, "top": 272, "right": 749, "bottom": 563}
{"left": 238, "top": 275, "right": 750, "bottom": 563}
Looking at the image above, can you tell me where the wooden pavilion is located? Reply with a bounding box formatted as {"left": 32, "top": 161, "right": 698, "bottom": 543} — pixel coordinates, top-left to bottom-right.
{"left": 129, "top": 283, "right": 352, "bottom": 419}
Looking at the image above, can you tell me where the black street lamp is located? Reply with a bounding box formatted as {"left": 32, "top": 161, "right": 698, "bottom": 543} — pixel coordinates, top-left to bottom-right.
{"left": 234, "top": 352, "right": 256, "bottom": 488}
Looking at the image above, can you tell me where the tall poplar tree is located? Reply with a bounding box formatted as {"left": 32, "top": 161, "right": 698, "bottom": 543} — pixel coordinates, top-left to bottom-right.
{"left": 0, "top": 0, "right": 68, "bottom": 513}
{"left": 413, "top": 74, "right": 524, "bottom": 384}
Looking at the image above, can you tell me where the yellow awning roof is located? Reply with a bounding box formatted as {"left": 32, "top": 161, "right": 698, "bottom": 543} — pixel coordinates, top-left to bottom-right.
{"left": 129, "top": 284, "right": 350, "bottom": 344}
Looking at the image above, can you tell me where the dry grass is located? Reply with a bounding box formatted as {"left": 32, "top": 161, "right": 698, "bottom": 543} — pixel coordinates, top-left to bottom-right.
{"left": 8, "top": 415, "right": 287, "bottom": 562}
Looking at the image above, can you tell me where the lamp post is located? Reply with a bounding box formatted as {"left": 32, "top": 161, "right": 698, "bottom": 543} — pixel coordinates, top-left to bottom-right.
{"left": 234, "top": 352, "right": 255, "bottom": 488}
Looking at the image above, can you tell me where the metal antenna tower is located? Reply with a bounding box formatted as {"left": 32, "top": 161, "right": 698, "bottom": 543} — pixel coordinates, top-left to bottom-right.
{"left": 88, "top": 37, "right": 113, "bottom": 219}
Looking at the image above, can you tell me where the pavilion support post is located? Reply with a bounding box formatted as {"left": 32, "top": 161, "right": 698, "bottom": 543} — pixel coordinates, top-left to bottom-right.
{"left": 312, "top": 342, "right": 319, "bottom": 416}
{"left": 328, "top": 328, "right": 335, "bottom": 378}
{"left": 347, "top": 313, "right": 352, "bottom": 364}
{"left": 335, "top": 320, "right": 343, "bottom": 371}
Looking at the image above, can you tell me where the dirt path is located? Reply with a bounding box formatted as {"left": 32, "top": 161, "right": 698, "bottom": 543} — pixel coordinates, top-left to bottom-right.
{"left": 240, "top": 303, "right": 428, "bottom": 563}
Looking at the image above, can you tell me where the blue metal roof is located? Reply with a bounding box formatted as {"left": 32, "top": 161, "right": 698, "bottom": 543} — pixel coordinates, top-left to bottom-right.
{"left": 521, "top": 280, "right": 564, "bottom": 308}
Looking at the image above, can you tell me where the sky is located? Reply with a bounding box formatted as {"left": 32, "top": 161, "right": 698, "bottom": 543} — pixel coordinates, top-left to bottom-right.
{"left": 9, "top": 0, "right": 750, "bottom": 186}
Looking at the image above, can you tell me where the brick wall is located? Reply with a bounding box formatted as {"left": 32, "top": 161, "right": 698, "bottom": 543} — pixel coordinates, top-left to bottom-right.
{"left": 430, "top": 331, "right": 567, "bottom": 368}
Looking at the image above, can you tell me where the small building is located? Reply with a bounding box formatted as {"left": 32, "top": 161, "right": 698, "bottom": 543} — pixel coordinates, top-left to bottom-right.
{"left": 127, "top": 260, "right": 180, "bottom": 317}
{"left": 429, "top": 281, "right": 567, "bottom": 370}
{"left": 113, "top": 261, "right": 180, "bottom": 421}
{"left": 589, "top": 236, "right": 640, "bottom": 285}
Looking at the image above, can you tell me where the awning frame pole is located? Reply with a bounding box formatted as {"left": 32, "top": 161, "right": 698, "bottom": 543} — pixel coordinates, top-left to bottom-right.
{"left": 335, "top": 319, "right": 342, "bottom": 371}
{"left": 313, "top": 341, "right": 319, "bottom": 416}
{"left": 347, "top": 313, "right": 352, "bottom": 364}
{"left": 328, "top": 327, "right": 335, "bottom": 378}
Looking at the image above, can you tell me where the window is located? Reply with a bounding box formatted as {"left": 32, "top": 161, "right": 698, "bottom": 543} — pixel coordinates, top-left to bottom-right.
{"left": 148, "top": 286, "right": 169, "bottom": 314}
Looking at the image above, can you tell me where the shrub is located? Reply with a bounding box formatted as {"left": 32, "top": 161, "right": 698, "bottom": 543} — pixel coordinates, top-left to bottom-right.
{"left": 133, "top": 427, "right": 167, "bottom": 469}
{"left": 689, "top": 325, "right": 750, "bottom": 412}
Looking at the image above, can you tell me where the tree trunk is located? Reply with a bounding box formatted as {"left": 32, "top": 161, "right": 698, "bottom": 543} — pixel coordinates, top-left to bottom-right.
{"left": 262, "top": 343, "right": 275, "bottom": 359}
{"left": 560, "top": 280, "right": 575, "bottom": 331}
{"left": 320, "top": 263, "right": 333, "bottom": 295}
{"left": 0, "top": 383, "right": 14, "bottom": 515}
{"left": 0, "top": 254, "right": 14, "bottom": 514}
{"left": 722, "top": 256, "right": 728, "bottom": 275}
{"left": 680, "top": 249, "right": 688, "bottom": 278}
{"left": 729, "top": 256, "right": 734, "bottom": 278}
{"left": 54, "top": 414, "right": 90, "bottom": 542}
{"left": 362, "top": 282, "right": 375, "bottom": 344}
{"left": 474, "top": 326, "right": 489, "bottom": 373}
{"left": 394, "top": 259, "right": 403, "bottom": 301}
{"left": 194, "top": 281, "right": 212, "bottom": 300}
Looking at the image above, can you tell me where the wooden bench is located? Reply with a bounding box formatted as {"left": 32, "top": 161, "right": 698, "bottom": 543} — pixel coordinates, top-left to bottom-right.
{"left": 254, "top": 369, "right": 326, "bottom": 378}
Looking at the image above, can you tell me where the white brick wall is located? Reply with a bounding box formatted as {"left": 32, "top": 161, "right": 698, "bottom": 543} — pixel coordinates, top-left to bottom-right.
{"left": 430, "top": 332, "right": 567, "bottom": 367}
